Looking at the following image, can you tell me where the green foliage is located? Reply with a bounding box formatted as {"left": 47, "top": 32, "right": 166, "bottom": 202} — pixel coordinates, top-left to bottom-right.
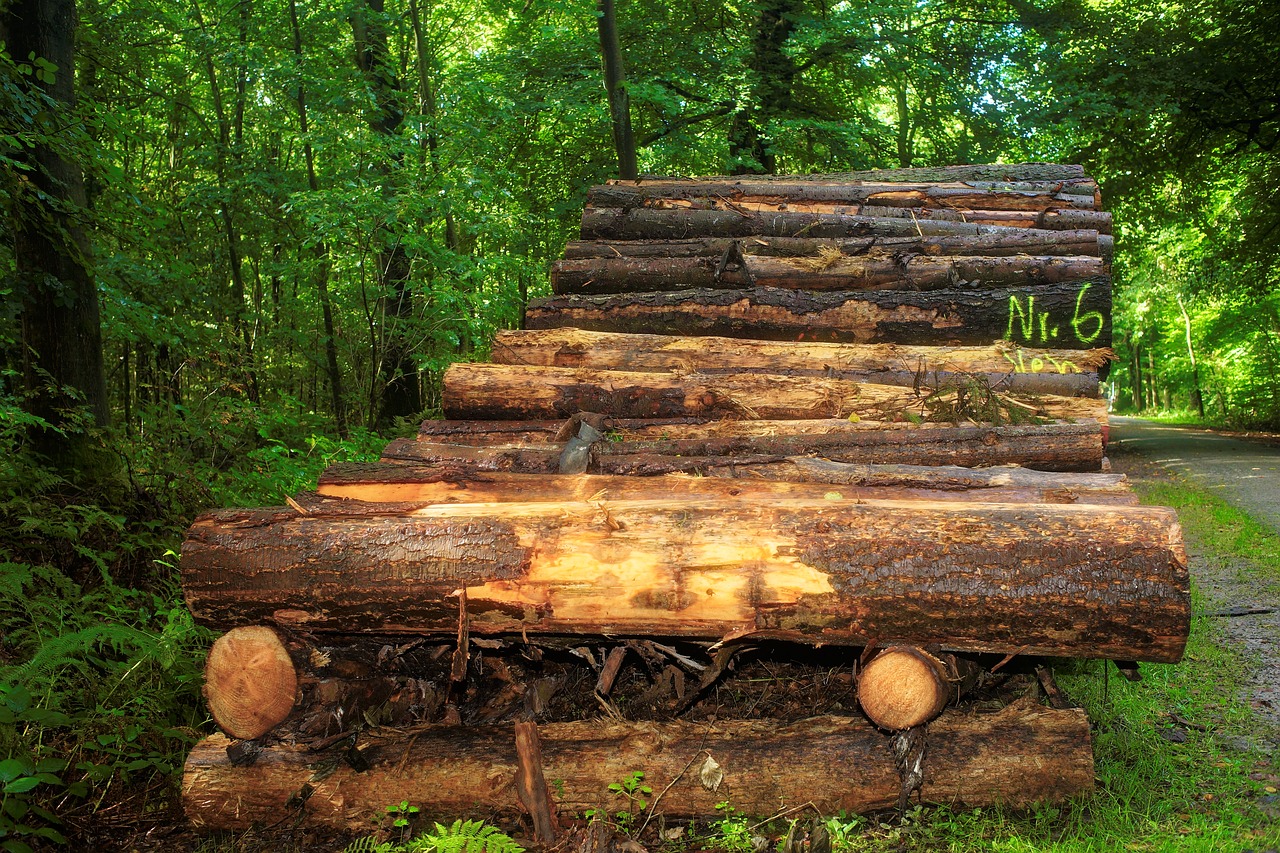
{"left": 342, "top": 818, "right": 524, "bottom": 853}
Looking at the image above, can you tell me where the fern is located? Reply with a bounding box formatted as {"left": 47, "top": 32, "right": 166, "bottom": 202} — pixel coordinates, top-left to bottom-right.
{"left": 412, "top": 819, "right": 525, "bottom": 853}
{"left": 342, "top": 837, "right": 394, "bottom": 853}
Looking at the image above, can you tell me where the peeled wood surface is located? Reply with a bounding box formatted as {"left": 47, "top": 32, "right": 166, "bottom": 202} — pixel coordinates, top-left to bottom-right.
{"left": 315, "top": 464, "right": 1137, "bottom": 506}
{"left": 441, "top": 363, "right": 1107, "bottom": 423}
{"left": 181, "top": 495, "right": 1188, "bottom": 661}
{"left": 183, "top": 702, "right": 1094, "bottom": 829}
{"left": 550, "top": 254, "right": 1106, "bottom": 295}
{"left": 203, "top": 626, "right": 297, "bottom": 740}
{"left": 581, "top": 208, "right": 1111, "bottom": 241}
{"left": 386, "top": 420, "right": 1105, "bottom": 473}
{"left": 525, "top": 279, "right": 1112, "bottom": 350}
{"left": 490, "top": 328, "right": 1107, "bottom": 397}
{"left": 562, "top": 230, "right": 1107, "bottom": 260}
{"left": 587, "top": 180, "right": 1099, "bottom": 212}
{"left": 857, "top": 646, "right": 951, "bottom": 731}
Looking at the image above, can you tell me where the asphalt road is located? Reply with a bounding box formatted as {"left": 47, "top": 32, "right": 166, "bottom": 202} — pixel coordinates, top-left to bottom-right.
{"left": 1109, "top": 416, "right": 1280, "bottom": 535}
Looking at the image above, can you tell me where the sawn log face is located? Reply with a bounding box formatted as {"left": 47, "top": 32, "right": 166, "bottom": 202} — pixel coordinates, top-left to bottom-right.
{"left": 180, "top": 496, "right": 1189, "bottom": 661}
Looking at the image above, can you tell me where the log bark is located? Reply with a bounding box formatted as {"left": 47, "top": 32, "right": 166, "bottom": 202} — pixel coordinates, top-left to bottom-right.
{"left": 675, "top": 163, "right": 1089, "bottom": 183}
{"left": 183, "top": 702, "right": 1094, "bottom": 829}
{"left": 489, "top": 329, "right": 1108, "bottom": 397}
{"left": 587, "top": 180, "right": 1099, "bottom": 211}
{"left": 550, "top": 254, "right": 1106, "bottom": 295}
{"left": 203, "top": 626, "right": 298, "bottom": 740}
{"left": 181, "top": 493, "right": 1188, "bottom": 661}
{"left": 315, "top": 463, "right": 1137, "bottom": 506}
{"left": 387, "top": 420, "right": 1106, "bottom": 473}
{"left": 441, "top": 363, "right": 1107, "bottom": 423}
{"left": 562, "top": 231, "right": 1107, "bottom": 260}
{"left": 525, "top": 280, "right": 1112, "bottom": 350}
{"left": 581, "top": 208, "right": 1110, "bottom": 240}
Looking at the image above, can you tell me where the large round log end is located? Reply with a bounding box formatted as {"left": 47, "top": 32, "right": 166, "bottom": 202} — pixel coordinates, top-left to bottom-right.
{"left": 204, "top": 626, "right": 297, "bottom": 740}
{"left": 857, "top": 645, "right": 950, "bottom": 730}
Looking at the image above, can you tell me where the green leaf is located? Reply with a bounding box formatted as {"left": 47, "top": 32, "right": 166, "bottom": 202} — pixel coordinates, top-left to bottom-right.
{"left": 0, "top": 759, "right": 30, "bottom": 784}
{"left": 3, "top": 777, "right": 44, "bottom": 794}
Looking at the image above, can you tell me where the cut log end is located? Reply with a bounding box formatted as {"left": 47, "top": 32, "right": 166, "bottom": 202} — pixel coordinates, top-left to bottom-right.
{"left": 857, "top": 646, "right": 950, "bottom": 730}
{"left": 203, "top": 626, "right": 298, "bottom": 740}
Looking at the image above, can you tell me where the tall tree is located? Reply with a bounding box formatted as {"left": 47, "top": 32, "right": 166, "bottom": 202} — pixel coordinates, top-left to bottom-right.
{"left": 352, "top": 0, "right": 422, "bottom": 426}
{"left": 596, "top": 0, "right": 636, "bottom": 179}
{"left": 2, "top": 0, "right": 110, "bottom": 465}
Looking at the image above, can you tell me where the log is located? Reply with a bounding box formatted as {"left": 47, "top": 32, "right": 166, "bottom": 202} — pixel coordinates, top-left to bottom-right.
{"left": 315, "top": 463, "right": 1138, "bottom": 506}
{"left": 203, "top": 626, "right": 298, "bottom": 740}
{"left": 181, "top": 494, "right": 1189, "bottom": 661}
{"left": 489, "top": 329, "right": 1109, "bottom": 397}
{"left": 550, "top": 254, "right": 1107, "bottom": 295}
{"left": 182, "top": 702, "right": 1095, "bottom": 829}
{"left": 561, "top": 231, "right": 1107, "bottom": 260}
{"left": 586, "top": 180, "right": 1099, "bottom": 212}
{"left": 857, "top": 646, "right": 953, "bottom": 731}
{"left": 387, "top": 420, "right": 1107, "bottom": 473}
{"left": 581, "top": 208, "right": 1111, "bottom": 240}
{"left": 525, "top": 280, "right": 1113, "bottom": 350}
{"left": 440, "top": 363, "right": 1107, "bottom": 423}
{"left": 671, "top": 163, "right": 1090, "bottom": 183}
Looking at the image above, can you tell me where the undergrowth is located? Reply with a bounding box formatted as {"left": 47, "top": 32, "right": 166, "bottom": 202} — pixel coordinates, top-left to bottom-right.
{"left": 0, "top": 393, "right": 388, "bottom": 850}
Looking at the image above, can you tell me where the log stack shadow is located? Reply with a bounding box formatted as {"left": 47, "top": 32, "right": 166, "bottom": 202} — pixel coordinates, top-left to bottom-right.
{"left": 180, "top": 164, "right": 1189, "bottom": 839}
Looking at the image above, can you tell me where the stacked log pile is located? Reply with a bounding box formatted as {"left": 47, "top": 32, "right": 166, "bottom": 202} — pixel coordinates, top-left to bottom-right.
{"left": 180, "top": 165, "right": 1189, "bottom": 840}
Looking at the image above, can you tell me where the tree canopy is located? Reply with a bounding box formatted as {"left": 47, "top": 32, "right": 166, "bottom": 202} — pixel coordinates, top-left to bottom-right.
{"left": 2, "top": 0, "right": 1278, "bottom": 449}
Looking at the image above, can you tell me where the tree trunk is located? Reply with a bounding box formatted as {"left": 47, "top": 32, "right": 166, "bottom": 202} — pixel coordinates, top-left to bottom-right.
{"left": 440, "top": 363, "right": 1107, "bottom": 423}
{"left": 385, "top": 419, "right": 1106, "bottom": 473}
{"left": 525, "top": 280, "right": 1112, "bottom": 350}
{"left": 489, "top": 328, "right": 1108, "bottom": 397}
{"left": 289, "top": 0, "right": 346, "bottom": 437}
{"left": 586, "top": 180, "right": 1099, "bottom": 211}
{"left": 181, "top": 494, "right": 1188, "bottom": 662}
{"left": 314, "top": 463, "right": 1138, "bottom": 506}
{"left": 183, "top": 702, "right": 1094, "bottom": 829}
{"left": 581, "top": 207, "right": 1108, "bottom": 240}
{"left": 596, "top": 0, "right": 636, "bottom": 179}
{"left": 562, "top": 230, "right": 1107, "bottom": 260}
{"left": 352, "top": 0, "right": 422, "bottom": 425}
{"left": 550, "top": 253, "right": 1106, "bottom": 295}
{"left": 6, "top": 0, "right": 112, "bottom": 463}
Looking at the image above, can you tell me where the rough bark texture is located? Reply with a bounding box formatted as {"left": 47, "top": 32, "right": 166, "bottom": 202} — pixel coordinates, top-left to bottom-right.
{"left": 441, "top": 363, "right": 1106, "bottom": 423}
{"left": 489, "top": 329, "right": 1108, "bottom": 397}
{"left": 526, "top": 280, "right": 1112, "bottom": 350}
{"left": 386, "top": 419, "right": 1106, "bottom": 473}
{"left": 315, "top": 464, "right": 1137, "bottom": 506}
{"left": 183, "top": 701, "right": 1094, "bottom": 829}
{"left": 581, "top": 208, "right": 1108, "bottom": 240}
{"left": 550, "top": 254, "right": 1106, "bottom": 295}
{"left": 678, "top": 163, "right": 1089, "bottom": 183}
{"left": 180, "top": 494, "right": 1188, "bottom": 661}
{"left": 562, "top": 231, "right": 1106, "bottom": 260}
{"left": 587, "top": 180, "right": 1099, "bottom": 211}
